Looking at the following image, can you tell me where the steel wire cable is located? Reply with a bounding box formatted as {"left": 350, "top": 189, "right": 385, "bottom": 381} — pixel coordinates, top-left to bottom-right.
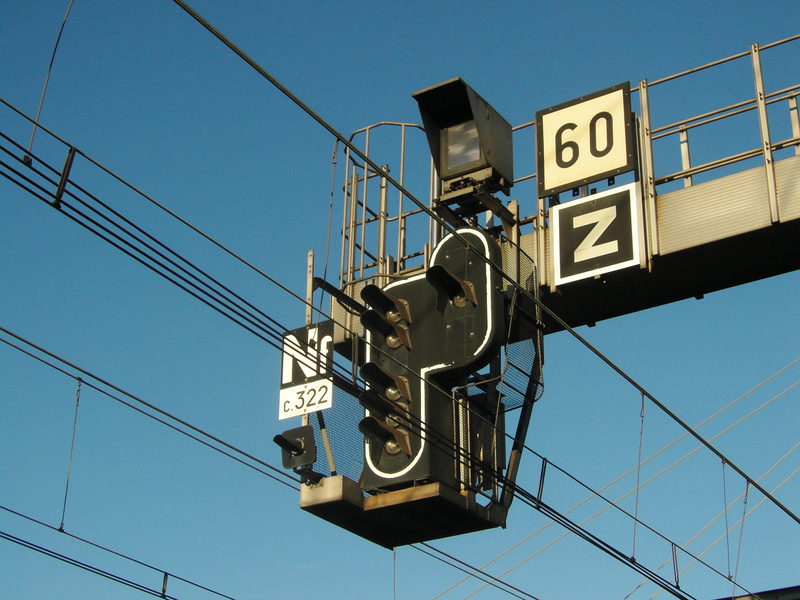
{"left": 440, "top": 362, "right": 800, "bottom": 599}
{"left": 1, "top": 130, "right": 473, "bottom": 423}
{"left": 0, "top": 249, "right": 760, "bottom": 600}
{"left": 0, "top": 327, "right": 300, "bottom": 490}
{"left": 500, "top": 460, "right": 747, "bottom": 598}
{"left": 1, "top": 505, "right": 238, "bottom": 600}
{"left": 3, "top": 135, "right": 290, "bottom": 346}
{"left": 1, "top": 529, "right": 190, "bottom": 600}
{"left": 1, "top": 95, "right": 314, "bottom": 325}
{"left": 6, "top": 93, "right": 793, "bottom": 555}
{"left": 59, "top": 378, "right": 82, "bottom": 530}
{"left": 0, "top": 306, "right": 529, "bottom": 538}
{"left": 451, "top": 368, "right": 800, "bottom": 600}
{"left": 25, "top": 0, "right": 75, "bottom": 155}
{"left": 624, "top": 443, "right": 800, "bottom": 600}
{"left": 3, "top": 8, "right": 796, "bottom": 600}
{"left": 482, "top": 378, "right": 800, "bottom": 600}
{"left": 167, "top": 0, "right": 800, "bottom": 530}
{"left": 1, "top": 320, "right": 729, "bottom": 600}
{"left": 374, "top": 386, "right": 751, "bottom": 600}
{"left": 3, "top": 29, "right": 796, "bottom": 600}
{"left": 1, "top": 137, "right": 505, "bottom": 495}
{"left": 1, "top": 104, "right": 793, "bottom": 600}
{"left": 0, "top": 139, "right": 363, "bottom": 395}
{"left": 0, "top": 145, "right": 775, "bottom": 600}
{"left": 2, "top": 129, "right": 531, "bottom": 497}
{"left": 412, "top": 543, "right": 542, "bottom": 600}
{"left": 0, "top": 332, "right": 544, "bottom": 600}
{"left": 674, "top": 465, "right": 800, "bottom": 593}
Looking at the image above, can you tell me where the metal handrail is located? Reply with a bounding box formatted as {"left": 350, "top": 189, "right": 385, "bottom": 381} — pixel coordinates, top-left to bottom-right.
{"left": 336, "top": 36, "right": 800, "bottom": 285}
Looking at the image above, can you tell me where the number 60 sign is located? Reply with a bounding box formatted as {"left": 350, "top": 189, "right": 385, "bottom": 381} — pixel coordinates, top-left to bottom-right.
{"left": 537, "top": 82, "right": 636, "bottom": 197}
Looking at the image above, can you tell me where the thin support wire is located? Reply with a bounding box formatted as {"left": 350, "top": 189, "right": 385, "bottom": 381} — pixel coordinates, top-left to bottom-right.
{"left": 672, "top": 543, "right": 680, "bottom": 589}
{"left": 60, "top": 377, "right": 82, "bottom": 531}
{"left": 732, "top": 482, "right": 750, "bottom": 592}
{"left": 321, "top": 139, "right": 339, "bottom": 288}
{"left": 632, "top": 392, "right": 646, "bottom": 559}
{"left": 26, "top": 0, "right": 75, "bottom": 157}
{"left": 721, "top": 460, "right": 732, "bottom": 578}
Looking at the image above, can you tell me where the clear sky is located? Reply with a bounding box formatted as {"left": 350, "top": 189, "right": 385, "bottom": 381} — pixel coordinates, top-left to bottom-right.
{"left": 1, "top": 2, "right": 799, "bottom": 599}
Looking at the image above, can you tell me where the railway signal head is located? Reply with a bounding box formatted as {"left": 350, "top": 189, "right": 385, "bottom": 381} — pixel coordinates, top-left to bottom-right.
{"left": 413, "top": 78, "right": 513, "bottom": 196}
{"left": 358, "top": 227, "right": 507, "bottom": 492}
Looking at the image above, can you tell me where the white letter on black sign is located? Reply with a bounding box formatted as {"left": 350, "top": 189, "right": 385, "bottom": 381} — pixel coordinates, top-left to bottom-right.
{"left": 573, "top": 206, "right": 618, "bottom": 263}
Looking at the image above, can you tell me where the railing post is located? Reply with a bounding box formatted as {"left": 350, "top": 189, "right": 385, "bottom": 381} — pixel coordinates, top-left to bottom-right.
{"left": 751, "top": 43, "right": 780, "bottom": 223}
{"left": 378, "top": 166, "right": 388, "bottom": 288}
{"left": 638, "top": 79, "right": 659, "bottom": 261}
{"left": 789, "top": 94, "right": 800, "bottom": 156}
{"left": 679, "top": 126, "right": 693, "bottom": 187}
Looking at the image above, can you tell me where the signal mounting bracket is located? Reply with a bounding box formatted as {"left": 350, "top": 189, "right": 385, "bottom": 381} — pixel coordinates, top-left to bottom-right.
{"left": 299, "top": 475, "right": 506, "bottom": 549}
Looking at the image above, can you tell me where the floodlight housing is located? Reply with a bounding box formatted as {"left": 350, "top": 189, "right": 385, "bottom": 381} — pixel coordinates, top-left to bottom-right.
{"left": 413, "top": 78, "right": 513, "bottom": 196}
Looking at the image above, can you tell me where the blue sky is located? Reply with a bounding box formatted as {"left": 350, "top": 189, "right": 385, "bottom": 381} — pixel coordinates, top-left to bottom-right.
{"left": 1, "top": 2, "right": 799, "bottom": 599}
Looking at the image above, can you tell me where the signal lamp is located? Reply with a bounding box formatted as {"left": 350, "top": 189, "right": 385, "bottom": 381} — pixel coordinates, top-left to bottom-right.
{"left": 361, "top": 362, "right": 411, "bottom": 405}
{"left": 426, "top": 264, "right": 478, "bottom": 311}
{"left": 273, "top": 425, "right": 317, "bottom": 470}
{"left": 413, "top": 78, "right": 513, "bottom": 197}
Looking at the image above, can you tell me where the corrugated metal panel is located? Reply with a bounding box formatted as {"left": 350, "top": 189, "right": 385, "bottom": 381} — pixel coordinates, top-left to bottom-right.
{"left": 777, "top": 153, "right": 800, "bottom": 221}
{"left": 656, "top": 164, "right": 772, "bottom": 255}
{"left": 330, "top": 280, "right": 366, "bottom": 346}
{"left": 519, "top": 231, "right": 536, "bottom": 264}
{"left": 544, "top": 227, "right": 553, "bottom": 288}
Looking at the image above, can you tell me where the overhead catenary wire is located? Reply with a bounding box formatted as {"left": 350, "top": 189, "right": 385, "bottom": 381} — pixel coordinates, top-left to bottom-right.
{"left": 0, "top": 333, "right": 546, "bottom": 600}
{"left": 641, "top": 459, "right": 800, "bottom": 600}
{"left": 2, "top": 529, "right": 181, "bottom": 600}
{"left": 2, "top": 126, "right": 506, "bottom": 501}
{"left": 732, "top": 482, "right": 749, "bottom": 593}
{"left": 0, "top": 125, "right": 780, "bottom": 600}
{"left": 722, "top": 460, "right": 733, "bottom": 579}
{"left": 0, "top": 134, "right": 370, "bottom": 401}
{"left": 622, "top": 446, "right": 800, "bottom": 599}
{"left": 633, "top": 392, "right": 646, "bottom": 560}
{"left": 483, "top": 379, "right": 800, "bottom": 600}
{"left": 3, "top": 111, "right": 557, "bottom": 600}
{"left": 412, "top": 543, "right": 543, "bottom": 600}
{"left": 503, "top": 482, "right": 700, "bottom": 600}
{"left": 3, "top": 10, "right": 796, "bottom": 600}
{"left": 0, "top": 320, "right": 546, "bottom": 600}
{"left": 3, "top": 9, "right": 796, "bottom": 600}
{"left": 167, "top": 0, "right": 800, "bottom": 532}
{"left": 1, "top": 125, "right": 515, "bottom": 483}
{"left": 25, "top": 0, "right": 75, "bottom": 156}
{"left": 0, "top": 316, "right": 742, "bottom": 600}
{"left": 1, "top": 504, "right": 239, "bottom": 600}
{"left": 434, "top": 359, "right": 800, "bottom": 600}
{"left": 2, "top": 125, "right": 393, "bottom": 402}
{"left": 1, "top": 95, "right": 316, "bottom": 328}
{"left": 2, "top": 135, "right": 289, "bottom": 348}
{"left": 6, "top": 85, "right": 792, "bottom": 572}
{"left": 4, "top": 126, "right": 539, "bottom": 515}
{"left": 1, "top": 9, "right": 797, "bottom": 556}
{"left": 0, "top": 327, "right": 300, "bottom": 491}
{"left": 59, "top": 377, "right": 82, "bottom": 531}
{"left": 4, "top": 79, "right": 796, "bottom": 600}
{"left": 0, "top": 85, "right": 786, "bottom": 600}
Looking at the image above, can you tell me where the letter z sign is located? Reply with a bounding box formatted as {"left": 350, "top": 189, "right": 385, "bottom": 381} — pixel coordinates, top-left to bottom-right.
{"left": 551, "top": 182, "right": 644, "bottom": 286}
